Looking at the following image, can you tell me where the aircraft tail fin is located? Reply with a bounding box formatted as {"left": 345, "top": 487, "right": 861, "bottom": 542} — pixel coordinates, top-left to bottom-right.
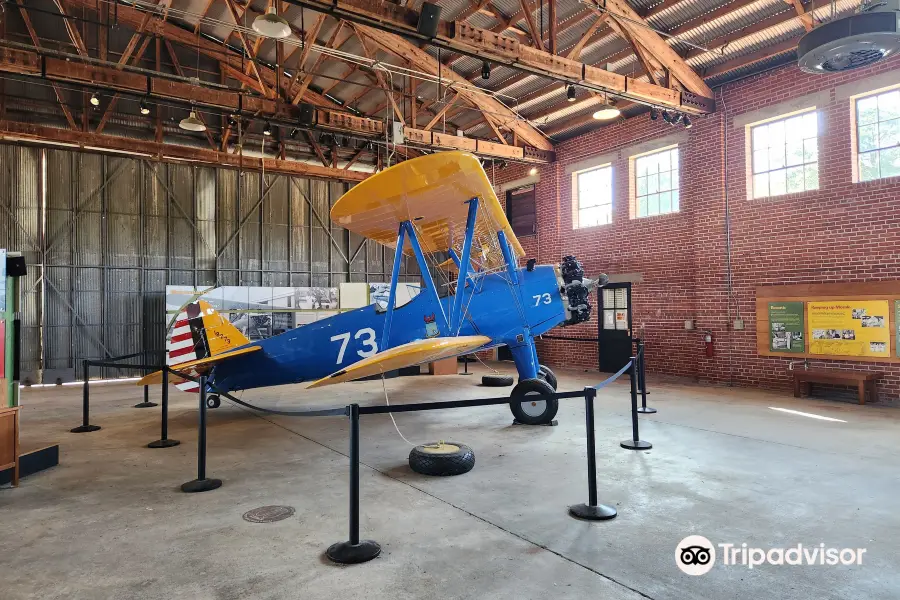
{"left": 167, "top": 300, "right": 250, "bottom": 392}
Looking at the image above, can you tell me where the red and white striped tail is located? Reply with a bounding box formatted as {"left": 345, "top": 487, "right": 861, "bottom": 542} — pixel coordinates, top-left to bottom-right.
{"left": 168, "top": 312, "right": 200, "bottom": 393}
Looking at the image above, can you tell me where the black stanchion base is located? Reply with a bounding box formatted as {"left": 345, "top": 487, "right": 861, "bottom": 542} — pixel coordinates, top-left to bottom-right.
{"left": 180, "top": 478, "right": 222, "bottom": 493}
{"left": 512, "top": 419, "right": 558, "bottom": 427}
{"left": 568, "top": 503, "right": 617, "bottom": 521}
{"left": 620, "top": 439, "right": 653, "bottom": 450}
{"left": 134, "top": 401, "right": 158, "bottom": 408}
{"left": 636, "top": 407, "right": 657, "bottom": 414}
{"left": 326, "top": 540, "right": 382, "bottom": 564}
{"left": 70, "top": 425, "right": 101, "bottom": 433}
{"left": 148, "top": 438, "right": 180, "bottom": 448}
{"left": 458, "top": 372, "right": 475, "bottom": 376}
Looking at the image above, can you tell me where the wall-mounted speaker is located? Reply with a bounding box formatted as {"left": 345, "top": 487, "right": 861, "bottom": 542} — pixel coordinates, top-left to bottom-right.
{"left": 417, "top": 2, "right": 442, "bottom": 38}
{"left": 298, "top": 103, "right": 316, "bottom": 127}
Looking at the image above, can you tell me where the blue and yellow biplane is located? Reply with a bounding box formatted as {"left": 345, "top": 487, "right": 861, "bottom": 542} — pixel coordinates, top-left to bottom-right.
{"left": 140, "top": 151, "right": 604, "bottom": 424}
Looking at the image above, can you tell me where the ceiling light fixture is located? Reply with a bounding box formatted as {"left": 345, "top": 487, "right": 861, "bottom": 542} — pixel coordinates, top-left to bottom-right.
{"left": 662, "top": 110, "right": 673, "bottom": 124}
{"left": 263, "top": 121, "right": 273, "bottom": 136}
{"left": 139, "top": 97, "right": 151, "bottom": 115}
{"left": 683, "top": 114, "right": 692, "bottom": 129}
{"left": 90, "top": 92, "right": 100, "bottom": 107}
{"left": 481, "top": 61, "right": 491, "bottom": 80}
{"left": 179, "top": 109, "right": 207, "bottom": 132}
{"left": 567, "top": 85, "right": 577, "bottom": 102}
{"left": 592, "top": 105, "right": 621, "bottom": 120}
{"left": 529, "top": 167, "right": 538, "bottom": 176}
{"left": 253, "top": 6, "right": 292, "bottom": 39}
{"left": 672, "top": 113, "right": 683, "bottom": 125}
{"left": 649, "top": 107, "right": 659, "bottom": 121}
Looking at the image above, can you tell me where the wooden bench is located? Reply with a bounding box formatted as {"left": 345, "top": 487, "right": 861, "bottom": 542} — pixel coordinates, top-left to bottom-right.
{"left": 792, "top": 368, "right": 884, "bottom": 405}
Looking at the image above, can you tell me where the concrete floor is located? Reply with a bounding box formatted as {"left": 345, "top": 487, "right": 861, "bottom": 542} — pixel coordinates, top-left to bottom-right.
{"left": 2, "top": 363, "right": 899, "bottom": 600}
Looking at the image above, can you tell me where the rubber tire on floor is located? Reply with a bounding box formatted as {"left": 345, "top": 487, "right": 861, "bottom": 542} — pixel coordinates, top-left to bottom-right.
{"left": 538, "top": 365, "right": 558, "bottom": 390}
{"left": 206, "top": 394, "right": 221, "bottom": 409}
{"left": 510, "top": 378, "right": 558, "bottom": 425}
{"left": 482, "top": 374, "right": 514, "bottom": 387}
{"left": 408, "top": 442, "right": 475, "bottom": 476}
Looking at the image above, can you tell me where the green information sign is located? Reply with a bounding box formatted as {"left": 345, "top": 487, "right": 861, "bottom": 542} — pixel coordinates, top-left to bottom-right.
{"left": 769, "top": 301, "right": 805, "bottom": 353}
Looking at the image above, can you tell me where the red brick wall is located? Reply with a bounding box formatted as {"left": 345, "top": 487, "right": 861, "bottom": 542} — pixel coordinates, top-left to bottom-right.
{"left": 492, "top": 57, "right": 900, "bottom": 401}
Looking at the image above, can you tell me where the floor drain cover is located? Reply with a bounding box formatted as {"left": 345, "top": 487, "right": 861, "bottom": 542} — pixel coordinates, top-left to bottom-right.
{"left": 242, "top": 505, "right": 295, "bottom": 523}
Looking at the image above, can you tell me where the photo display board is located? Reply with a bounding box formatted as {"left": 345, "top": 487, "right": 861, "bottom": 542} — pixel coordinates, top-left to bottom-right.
{"left": 808, "top": 301, "right": 890, "bottom": 358}
{"left": 756, "top": 282, "right": 900, "bottom": 363}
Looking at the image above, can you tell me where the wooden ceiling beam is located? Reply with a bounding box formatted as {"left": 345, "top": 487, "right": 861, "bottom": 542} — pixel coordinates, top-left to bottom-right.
{"left": 51, "top": 0, "right": 90, "bottom": 57}
{"left": 566, "top": 14, "right": 609, "bottom": 60}
{"left": 65, "top": 0, "right": 340, "bottom": 110}
{"left": 13, "top": 0, "right": 77, "bottom": 129}
{"left": 517, "top": 0, "right": 542, "bottom": 50}
{"left": 784, "top": 0, "right": 814, "bottom": 32}
{"left": 354, "top": 23, "right": 552, "bottom": 149}
{"left": 423, "top": 95, "right": 458, "bottom": 131}
{"left": 352, "top": 26, "right": 405, "bottom": 123}
{"left": 598, "top": 1, "right": 712, "bottom": 97}
{"left": 287, "top": 14, "right": 327, "bottom": 103}
{"left": 224, "top": 0, "right": 276, "bottom": 99}
{"left": 0, "top": 120, "right": 369, "bottom": 181}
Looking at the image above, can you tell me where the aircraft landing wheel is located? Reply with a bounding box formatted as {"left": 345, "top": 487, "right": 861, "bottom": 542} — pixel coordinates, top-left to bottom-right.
{"left": 509, "top": 378, "right": 558, "bottom": 425}
{"left": 206, "top": 394, "right": 221, "bottom": 409}
{"left": 409, "top": 442, "right": 475, "bottom": 476}
{"left": 538, "top": 365, "right": 558, "bottom": 390}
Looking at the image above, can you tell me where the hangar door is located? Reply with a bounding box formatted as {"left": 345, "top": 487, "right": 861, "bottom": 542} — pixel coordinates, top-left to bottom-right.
{"left": 598, "top": 283, "right": 632, "bottom": 373}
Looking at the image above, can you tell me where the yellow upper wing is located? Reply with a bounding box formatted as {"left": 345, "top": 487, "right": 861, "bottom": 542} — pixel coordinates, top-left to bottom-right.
{"left": 307, "top": 335, "right": 491, "bottom": 389}
{"left": 331, "top": 152, "right": 523, "bottom": 272}
{"left": 137, "top": 346, "right": 261, "bottom": 386}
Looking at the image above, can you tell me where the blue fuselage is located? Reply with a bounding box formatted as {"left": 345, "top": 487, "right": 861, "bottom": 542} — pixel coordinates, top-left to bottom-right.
{"left": 211, "top": 264, "right": 566, "bottom": 392}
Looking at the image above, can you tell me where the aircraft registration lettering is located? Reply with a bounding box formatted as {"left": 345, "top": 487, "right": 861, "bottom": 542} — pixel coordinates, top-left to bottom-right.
{"left": 331, "top": 328, "right": 379, "bottom": 364}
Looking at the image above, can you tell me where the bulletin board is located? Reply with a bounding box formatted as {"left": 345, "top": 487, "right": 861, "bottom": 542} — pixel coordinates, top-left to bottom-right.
{"left": 756, "top": 281, "right": 900, "bottom": 363}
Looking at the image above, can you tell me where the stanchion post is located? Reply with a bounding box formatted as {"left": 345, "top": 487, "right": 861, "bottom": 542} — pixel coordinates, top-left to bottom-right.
{"left": 636, "top": 340, "right": 656, "bottom": 414}
{"left": 181, "top": 375, "right": 221, "bottom": 493}
{"left": 326, "top": 404, "right": 382, "bottom": 564}
{"left": 621, "top": 358, "right": 652, "bottom": 450}
{"left": 569, "top": 387, "right": 617, "bottom": 521}
{"left": 71, "top": 360, "right": 101, "bottom": 433}
{"left": 134, "top": 376, "right": 158, "bottom": 408}
{"left": 148, "top": 368, "right": 179, "bottom": 448}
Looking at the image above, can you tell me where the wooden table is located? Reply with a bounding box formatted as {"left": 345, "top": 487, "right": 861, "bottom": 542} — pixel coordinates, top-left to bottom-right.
{"left": 792, "top": 368, "right": 883, "bottom": 405}
{"left": 0, "top": 406, "right": 20, "bottom": 486}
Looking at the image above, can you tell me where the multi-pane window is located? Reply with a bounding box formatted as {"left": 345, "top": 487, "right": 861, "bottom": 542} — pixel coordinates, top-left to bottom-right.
{"left": 574, "top": 165, "right": 613, "bottom": 228}
{"left": 855, "top": 89, "right": 900, "bottom": 182}
{"left": 750, "top": 111, "right": 819, "bottom": 198}
{"left": 635, "top": 146, "right": 679, "bottom": 217}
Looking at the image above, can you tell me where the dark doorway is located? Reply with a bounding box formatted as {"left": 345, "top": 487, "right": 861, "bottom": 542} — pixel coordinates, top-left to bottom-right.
{"left": 505, "top": 185, "right": 536, "bottom": 237}
{"left": 598, "top": 283, "right": 632, "bottom": 373}
{"left": 498, "top": 345, "right": 514, "bottom": 361}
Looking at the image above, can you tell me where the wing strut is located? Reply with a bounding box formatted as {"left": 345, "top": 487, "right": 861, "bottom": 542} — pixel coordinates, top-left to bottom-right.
{"left": 381, "top": 223, "right": 407, "bottom": 350}
{"left": 450, "top": 197, "right": 479, "bottom": 333}
{"left": 381, "top": 215, "right": 457, "bottom": 349}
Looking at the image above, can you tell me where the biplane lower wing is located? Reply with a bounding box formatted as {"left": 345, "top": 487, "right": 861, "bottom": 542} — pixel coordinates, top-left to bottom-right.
{"left": 307, "top": 335, "right": 492, "bottom": 389}
{"left": 137, "top": 345, "right": 261, "bottom": 386}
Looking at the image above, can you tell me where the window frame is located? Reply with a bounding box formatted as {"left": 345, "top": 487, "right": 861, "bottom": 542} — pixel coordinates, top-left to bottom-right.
{"left": 851, "top": 85, "right": 900, "bottom": 183}
{"left": 745, "top": 108, "right": 820, "bottom": 199}
{"left": 571, "top": 163, "right": 614, "bottom": 230}
{"left": 629, "top": 144, "right": 680, "bottom": 219}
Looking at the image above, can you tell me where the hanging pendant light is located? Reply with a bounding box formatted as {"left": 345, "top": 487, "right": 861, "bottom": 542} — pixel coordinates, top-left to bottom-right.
{"left": 253, "top": 6, "right": 291, "bottom": 39}
{"left": 180, "top": 109, "right": 207, "bottom": 132}
{"left": 592, "top": 95, "right": 621, "bottom": 120}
